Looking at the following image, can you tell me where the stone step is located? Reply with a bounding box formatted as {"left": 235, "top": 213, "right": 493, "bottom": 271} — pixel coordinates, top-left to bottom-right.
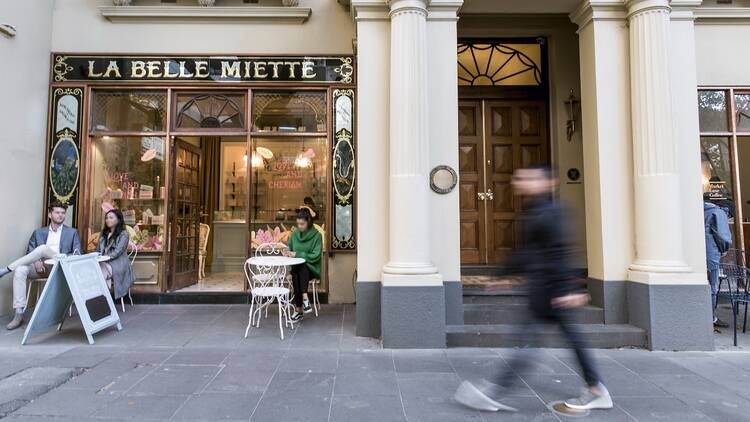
{"left": 446, "top": 323, "right": 647, "bottom": 349}
{"left": 463, "top": 303, "right": 604, "bottom": 325}
{"left": 463, "top": 294, "right": 527, "bottom": 305}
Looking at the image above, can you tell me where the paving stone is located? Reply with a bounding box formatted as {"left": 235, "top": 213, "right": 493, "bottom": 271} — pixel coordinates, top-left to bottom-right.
{"left": 278, "top": 349, "right": 339, "bottom": 373}
{"left": 336, "top": 350, "right": 394, "bottom": 372}
{"left": 334, "top": 370, "right": 399, "bottom": 397}
{"left": 393, "top": 350, "right": 453, "bottom": 373}
{"left": 12, "top": 387, "right": 117, "bottom": 417}
{"left": 164, "top": 347, "right": 232, "bottom": 365}
{"left": 496, "top": 349, "right": 577, "bottom": 375}
{"left": 251, "top": 393, "right": 331, "bottom": 422}
{"left": 401, "top": 395, "right": 483, "bottom": 422}
{"left": 478, "top": 396, "right": 559, "bottom": 421}
{"left": 42, "top": 346, "right": 118, "bottom": 368}
{"left": 397, "top": 372, "right": 461, "bottom": 399}
{"left": 128, "top": 364, "right": 220, "bottom": 396}
{"left": 616, "top": 397, "right": 712, "bottom": 421}
{"left": 330, "top": 394, "right": 406, "bottom": 422}
{"left": 0, "top": 367, "right": 80, "bottom": 417}
{"left": 172, "top": 392, "right": 261, "bottom": 420}
{"left": 93, "top": 393, "right": 187, "bottom": 419}
{"left": 264, "top": 371, "right": 334, "bottom": 398}
{"left": 204, "top": 366, "right": 276, "bottom": 393}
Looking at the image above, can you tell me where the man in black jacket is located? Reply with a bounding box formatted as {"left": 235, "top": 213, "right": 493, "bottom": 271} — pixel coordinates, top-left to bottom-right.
{"left": 455, "top": 165, "right": 612, "bottom": 412}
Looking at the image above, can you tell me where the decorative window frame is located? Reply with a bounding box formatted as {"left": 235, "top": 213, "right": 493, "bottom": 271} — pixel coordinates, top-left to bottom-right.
{"left": 331, "top": 88, "right": 356, "bottom": 251}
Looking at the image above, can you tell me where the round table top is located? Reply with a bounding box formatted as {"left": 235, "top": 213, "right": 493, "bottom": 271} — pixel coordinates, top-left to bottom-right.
{"left": 44, "top": 255, "right": 111, "bottom": 266}
{"left": 247, "top": 255, "right": 305, "bottom": 267}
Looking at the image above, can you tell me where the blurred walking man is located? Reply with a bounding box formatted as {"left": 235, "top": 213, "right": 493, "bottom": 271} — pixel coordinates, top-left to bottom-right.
{"left": 455, "top": 165, "right": 612, "bottom": 412}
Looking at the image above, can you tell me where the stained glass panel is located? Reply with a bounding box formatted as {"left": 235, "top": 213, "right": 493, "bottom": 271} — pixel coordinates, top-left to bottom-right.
{"left": 457, "top": 43, "right": 543, "bottom": 87}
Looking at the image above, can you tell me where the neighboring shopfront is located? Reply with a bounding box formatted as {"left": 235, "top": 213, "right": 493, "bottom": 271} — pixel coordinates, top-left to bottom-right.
{"left": 44, "top": 55, "right": 356, "bottom": 297}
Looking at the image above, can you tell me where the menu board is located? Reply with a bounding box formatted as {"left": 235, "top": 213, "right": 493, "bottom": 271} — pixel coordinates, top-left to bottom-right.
{"left": 22, "top": 254, "right": 122, "bottom": 345}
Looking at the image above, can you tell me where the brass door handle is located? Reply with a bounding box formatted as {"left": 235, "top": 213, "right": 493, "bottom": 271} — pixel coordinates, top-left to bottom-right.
{"left": 477, "top": 192, "right": 487, "bottom": 201}
{"left": 486, "top": 189, "right": 494, "bottom": 200}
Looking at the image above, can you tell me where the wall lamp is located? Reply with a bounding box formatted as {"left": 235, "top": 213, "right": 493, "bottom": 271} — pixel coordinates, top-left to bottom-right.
{"left": 565, "top": 89, "right": 580, "bottom": 142}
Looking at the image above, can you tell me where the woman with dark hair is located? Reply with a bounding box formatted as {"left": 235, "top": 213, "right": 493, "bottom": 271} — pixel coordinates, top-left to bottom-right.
{"left": 284, "top": 207, "right": 322, "bottom": 321}
{"left": 98, "top": 209, "right": 135, "bottom": 300}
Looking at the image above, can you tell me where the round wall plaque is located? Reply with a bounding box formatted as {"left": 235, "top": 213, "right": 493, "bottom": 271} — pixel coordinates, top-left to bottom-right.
{"left": 430, "top": 165, "right": 458, "bottom": 194}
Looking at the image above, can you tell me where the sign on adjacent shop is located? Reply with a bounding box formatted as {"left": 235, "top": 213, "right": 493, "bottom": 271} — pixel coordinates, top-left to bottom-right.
{"left": 52, "top": 54, "right": 355, "bottom": 84}
{"left": 22, "top": 255, "right": 122, "bottom": 345}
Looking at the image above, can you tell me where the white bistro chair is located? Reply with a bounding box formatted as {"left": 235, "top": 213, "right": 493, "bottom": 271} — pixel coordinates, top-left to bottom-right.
{"left": 244, "top": 243, "right": 293, "bottom": 340}
{"left": 121, "top": 242, "right": 137, "bottom": 313}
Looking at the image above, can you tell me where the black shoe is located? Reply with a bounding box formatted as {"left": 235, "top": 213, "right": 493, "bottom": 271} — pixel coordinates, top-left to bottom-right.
{"left": 291, "top": 312, "right": 303, "bottom": 322}
{"left": 714, "top": 318, "right": 729, "bottom": 328}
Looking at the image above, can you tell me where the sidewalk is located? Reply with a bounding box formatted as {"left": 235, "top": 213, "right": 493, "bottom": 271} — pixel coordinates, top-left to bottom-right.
{"left": 0, "top": 304, "right": 748, "bottom": 421}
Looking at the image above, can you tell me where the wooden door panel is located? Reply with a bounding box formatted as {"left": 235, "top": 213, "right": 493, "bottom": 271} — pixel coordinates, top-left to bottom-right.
{"left": 170, "top": 139, "right": 202, "bottom": 290}
{"left": 458, "top": 101, "right": 486, "bottom": 264}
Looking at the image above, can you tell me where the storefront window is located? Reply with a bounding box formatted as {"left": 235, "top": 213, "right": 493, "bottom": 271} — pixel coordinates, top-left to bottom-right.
{"left": 252, "top": 92, "right": 327, "bottom": 133}
{"left": 174, "top": 92, "right": 246, "bottom": 130}
{"left": 249, "top": 137, "right": 327, "bottom": 249}
{"left": 91, "top": 91, "right": 166, "bottom": 132}
{"left": 735, "top": 93, "right": 750, "bottom": 132}
{"left": 698, "top": 90, "right": 729, "bottom": 133}
{"left": 88, "top": 136, "right": 167, "bottom": 252}
{"left": 700, "top": 137, "right": 734, "bottom": 213}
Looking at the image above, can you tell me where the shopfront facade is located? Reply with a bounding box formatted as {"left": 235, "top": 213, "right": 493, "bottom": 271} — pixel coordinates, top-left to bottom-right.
{"left": 4, "top": 0, "right": 750, "bottom": 350}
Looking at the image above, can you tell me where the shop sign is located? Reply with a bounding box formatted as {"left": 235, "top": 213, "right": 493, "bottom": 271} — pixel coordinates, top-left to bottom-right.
{"left": 52, "top": 54, "right": 355, "bottom": 84}
{"left": 708, "top": 181, "right": 727, "bottom": 200}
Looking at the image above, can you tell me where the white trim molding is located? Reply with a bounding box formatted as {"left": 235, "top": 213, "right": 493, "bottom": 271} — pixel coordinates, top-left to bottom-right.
{"left": 694, "top": 7, "right": 750, "bottom": 25}
{"left": 570, "top": 0, "right": 627, "bottom": 31}
{"left": 99, "top": 6, "right": 312, "bottom": 23}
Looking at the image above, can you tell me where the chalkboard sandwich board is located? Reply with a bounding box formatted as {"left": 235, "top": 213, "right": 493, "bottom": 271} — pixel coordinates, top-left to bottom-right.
{"left": 22, "top": 254, "right": 122, "bottom": 345}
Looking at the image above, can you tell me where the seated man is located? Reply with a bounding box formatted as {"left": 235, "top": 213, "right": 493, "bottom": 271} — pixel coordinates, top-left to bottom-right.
{"left": 0, "top": 203, "right": 81, "bottom": 330}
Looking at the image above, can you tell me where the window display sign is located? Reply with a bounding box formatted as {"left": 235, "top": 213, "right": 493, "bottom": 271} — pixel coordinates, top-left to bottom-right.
{"left": 52, "top": 54, "right": 355, "bottom": 84}
{"left": 47, "top": 87, "right": 84, "bottom": 226}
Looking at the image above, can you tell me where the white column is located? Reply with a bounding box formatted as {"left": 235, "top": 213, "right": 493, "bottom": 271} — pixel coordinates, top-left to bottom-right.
{"left": 383, "top": 0, "right": 439, "bottom": 280}
{"left": 626, "top": 0, "right": 693, "bottom": 277}
{"left": 571, "top": 1, "right": 635, "bottom": 323}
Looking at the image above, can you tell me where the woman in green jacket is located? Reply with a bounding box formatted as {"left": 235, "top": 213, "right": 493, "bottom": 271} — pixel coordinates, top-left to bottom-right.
{"left": 284, "top": 207, "right": 322, "bottom": 321}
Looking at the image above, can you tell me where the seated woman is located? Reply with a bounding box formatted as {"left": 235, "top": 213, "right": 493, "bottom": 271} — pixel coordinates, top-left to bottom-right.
{"left": 284, "top": 207, "right": 322, "bottom": 321}
{"left": 98, "top": 209, "right": 135, "bottom": 301}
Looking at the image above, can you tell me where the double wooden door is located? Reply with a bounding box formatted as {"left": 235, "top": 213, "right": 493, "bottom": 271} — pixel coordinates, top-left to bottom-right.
{"left": 458, "top": 99, "right": 548, "bottom": 265}
{"left": 170, "top": 139, "right": 203, "bottom": 290}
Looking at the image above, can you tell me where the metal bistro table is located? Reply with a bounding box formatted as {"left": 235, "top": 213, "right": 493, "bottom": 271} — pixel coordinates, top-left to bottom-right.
{"left": 244, "top": 255, "right": 305, "bottom": 340}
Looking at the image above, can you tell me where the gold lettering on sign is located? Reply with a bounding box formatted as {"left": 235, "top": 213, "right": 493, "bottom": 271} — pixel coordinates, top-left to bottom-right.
{"left": 163, "top": 61, "right": 178, "bottom": 78}
{"left": 178, "top": 61, "right": 193, "bottom": 78}
{"left": 221, "top": 61, "right": 240, "bottom": 78}
{"left": 195, "top": 61, "right": 209, "bottom": 78}
{"left": 253, "top": 62, "right": 268, "bottom": 78}
{"left": 87, "top": 61, "right": 102, "bottom": 78}
{"left": 103, "top": 61, "right": 121, "bottom": 78}
{"left": 267, "top": 61, "right": 284, "bottom": 79}
{"left": 284, "top": 62, "right": 301, "bottom": 78}
{"left": 302, "top": 61, "right": 317, "bottom": 79}
{"left": 131, "top": 61, "right": 146, "bottom": 78}
{"left": 146, "top": 61, "right": 162, "bottom": 78}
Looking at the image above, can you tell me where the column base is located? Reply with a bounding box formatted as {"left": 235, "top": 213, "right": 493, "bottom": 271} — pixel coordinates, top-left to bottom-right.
{"left": 626, "top": 273, "right": 713, "bottom": 351}
{"left": 356, "top": 280, "right": 381, "bottom": 338}
{"left": 381, "top": 273, "right": 445, "bottom": 348}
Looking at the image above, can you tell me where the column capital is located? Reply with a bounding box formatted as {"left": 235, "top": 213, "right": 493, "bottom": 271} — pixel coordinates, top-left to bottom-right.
{"left": 388, "top": 0, "right": 428, "bottom": 17}
{"left": 570, "top": 0, "right": 627, "bottom": 31}
{"left": 351, "top": 0, "right": 390, "bottom": 21}
{"left": 427, "top": 0, "right": 462, "bottom": 22}
{"left": 625, "top": 0, "right": 670, "bottom": 18}
{"left": 669, "top": 0, "right": 702, "bottom": 21}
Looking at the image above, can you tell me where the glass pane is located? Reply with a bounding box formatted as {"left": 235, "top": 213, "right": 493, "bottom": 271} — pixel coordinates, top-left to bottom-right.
{"left": 249, "top": 137, "right": 327, "bottom": 248}
{"left": 92, "top": 91, "right": 166, "bottom": 132}
{"left": 175, "top": 92, "right": 245, "bottom": 130}
{"left": 252, "top": 92, "right": 327, "bottom": 133}
{"left": 698, "top": 90, "right": 728, "bottom": 133}
{"left": 88, "top": 136, "right": 166, "bottom": 252}
{"left": 216, "top": 139, "right": 248, "bottom": 222}
{"left": 457, "top": 43, "right": 542, "bottom": 86}
{"left": 735, "top": 93, "right": 750, "bottom": 132}
{"left": 700, "top": 137, "right": 735, "bottom": 219}
{"left": 737, "top": 138, "right": 750, "bottom": 223}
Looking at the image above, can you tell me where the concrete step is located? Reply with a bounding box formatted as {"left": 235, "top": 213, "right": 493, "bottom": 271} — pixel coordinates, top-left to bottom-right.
{"left": 463, "top": 303, "right": 604, "bottom": 325}
{"left": 446, "top": 323, "right": 647, "bottom": 349}
{"left": 463, "top": 294, "right": 527, "bottom": 305}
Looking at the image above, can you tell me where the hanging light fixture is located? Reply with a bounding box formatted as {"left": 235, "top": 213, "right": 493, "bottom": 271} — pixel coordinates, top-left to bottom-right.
{"left": 294, "top": 147, "right": 314, "bottom": 169}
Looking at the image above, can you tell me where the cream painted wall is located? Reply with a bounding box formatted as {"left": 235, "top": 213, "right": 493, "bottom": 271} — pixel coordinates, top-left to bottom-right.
{"left": 0, "top": 0, "right": 54, "bottom": 315}
{"left": 458, "top": 15, "right": 588, "bottom": 268}
{"left": 695, "top": 24, "right": 750, "bottom": 86}
{"left": 50, "top": 0, "right": 355, "bottom": 54}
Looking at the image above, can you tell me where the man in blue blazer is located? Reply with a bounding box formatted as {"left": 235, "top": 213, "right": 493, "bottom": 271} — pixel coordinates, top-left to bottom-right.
{"left": 0, "top": 203, "right": 81, "bottom": 330}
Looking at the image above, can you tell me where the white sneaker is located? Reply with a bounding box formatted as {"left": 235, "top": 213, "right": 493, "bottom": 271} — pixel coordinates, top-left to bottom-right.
{"left": 303, "top": 299, "right": 313, "bottom": 314}
{"left": 454, "top": 381, "right": 517, "bottom": 412}
{"left": 564, "top": 384, "right": 613, "bottom": 410}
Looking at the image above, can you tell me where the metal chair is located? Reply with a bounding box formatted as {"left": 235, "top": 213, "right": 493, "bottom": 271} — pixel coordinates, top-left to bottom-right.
{"left": 243, "top": 256, "right": 292, "bottom": 340}
{"left": 718, "top": 256, "right": 750, "bottom": 346}
{"left": 120, "top": 243, "right": 137, "bottom": 313}
{"left": 24, "top": 277, "right": 47, "bottom": 312}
